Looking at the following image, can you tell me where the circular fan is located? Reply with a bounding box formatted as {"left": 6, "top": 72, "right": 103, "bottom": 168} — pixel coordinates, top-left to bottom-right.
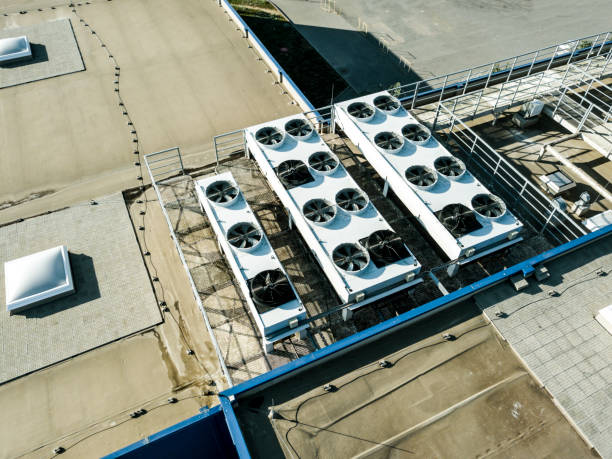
{"left": 226, "top": 222, "right": 262, "bottom": 252}
{"left": 308, "top": 151, "right": 339, "bottom": 176}
{"left": 405, "top": 165, "right": 438, "bottom": 190}
{"left": 332, "top": 243, "right": 370, "bottom": 274}
{"left": 276, "top": 160, "right": 313, "bottom": 188}
{"left": 284, "top": 118, "right": 314, "bottom": 140}
{"left": 374, "top": 131, "right": 404, "bottom": 154}
{"left": 347, "top": 102, "right": 375, "bottom": 122}
{"left": 335, "top": 188, "right": 369, "bottom": 214}
{"left": 471, "top": 194, "right": 507, "bottom": 220}
{"left": 401, "top": 123, "right": 431, "bottom": 146}
{"left": 205, "top": 180, "right": 238, "bottom": 207}
{"left": 249, "top": 269, "right": 295, "bottom": 309}
{"left": 365, "top": 230, "right": 410, "bottom": 265}
{"left": 303, "top": 199, "right": 336, "bottom": 226}
{"left": 434, "top": 156, "right": 466, "bottom": 180}
{"left": 437, "top": 203, "right": 482, "bottom": 238}
{"left": 373, "top": 94, "right": 401, "bottom": 114}
{"left": 255, "top": 126, "right": 285, "bottom": 149}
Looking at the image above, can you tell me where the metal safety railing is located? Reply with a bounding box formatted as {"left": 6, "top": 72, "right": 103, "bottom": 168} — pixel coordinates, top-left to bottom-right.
{"left": 144, "top": 148, "right": 234, "bottom": 386}
{"left": 394, "top": 31, "right": 612, "bottom": 110}
{"left": 434, "top": 104, "right": 588, "bottom": 246}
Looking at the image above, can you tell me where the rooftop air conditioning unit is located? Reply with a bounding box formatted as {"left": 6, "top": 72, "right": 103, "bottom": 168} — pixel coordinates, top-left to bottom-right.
{"left": 195, "top": 172, "right": 308, "bottom": 353}
{"left": 334, "top": 90, "right": 524, "bottom": 261}
{"left": 245, "top": 115, "right": 422, "bottom": 320}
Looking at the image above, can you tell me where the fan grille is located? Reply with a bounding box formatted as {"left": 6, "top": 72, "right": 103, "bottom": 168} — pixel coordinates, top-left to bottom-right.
{"left": 284, "top": 118, "right": 314, "bottom": 139}
{"left": 335, "top": 188, "right": 368, "bottom": 213}
{"left": 405, "top": 165, "right": 438, "bottom": 189}
{"left": 227, "top": 222, "right": 262, "bottom": 251}
{"left": 434, "top": 156, "right": 465, "bottom": 179}
{"left": 303, "top": 199, "right": 336, "bottom": 225}
{"left": 206, "top": 180, "right": 238, "bottom": 206}
{"left": 275, "top": 160, "right": 314, "bottom": 189}
{"left": 402, "top": 123, "right": 431, "bottom": 144}
{"left": 435, "top": 204, "right": 483, "bottom": 238}
{"left": 471, "top": 194, "right": 506, "bottom": 219}
{"left": 373, "top": 95, "right": 401, "bottom": 113}
{"left": 360, "top": 230, "right": 411, "bottom": 268}
{"left": 374, "top": 131, "right": 404, "bottom": 153}
{"left": 308, "top": 151, "right": 339, "bottom": 174}
{"left": 347, "top": 102, "right": 375, "bottom": 121}
{"left": 248, "top": 269, "right": 296, "bottom": 312}
{"left": 255, "top": 126, "right": 284, "bottom": 148}
{"left": 332, "top": 243, "right": 370, "bottom": 273}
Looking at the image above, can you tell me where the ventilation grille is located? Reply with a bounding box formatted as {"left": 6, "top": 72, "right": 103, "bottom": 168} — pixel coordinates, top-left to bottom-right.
{"left": 308, "top": 151, "right": 339, "bottom": 175}
{"left": 335, "top": 188, "right": 368, "bottom": 214}
{"left": 205, "top": 180, "right": 239, "bottom": 207}
{"left": 374, "top": 131, "right": 404, "bottom": 153}
{"left": 434, "top": 156, "right": 465, "bottom": 180}
{"left": 471, "top": 194, "right": 507, "bottom": 219}
{"left": 332, "top": 243, "right": 370, "bottom": 274}
{"left": 359, "top": 230, "right": 411, "bottom": 268}
{"left": 373, "top": 94, "right": 401, "bottom": 114}
{"left": 435, "top": 204, "right": 483, "bottom": 238}
{"left": 402, "top": 123, "right": 431, "bottom": 145}
{"left": 227, "top": 222, "right": 263, "bottom": 251}
{"left": 275, "top": 160, "right": 315, "bottom": 189}
{"left": 255, "top": 126, "right": 285, "bottom": 149}
{"left": 347, "top": 102, "right": 375, "bottom": 122}
{"left": 405, "top": 165, "right": 438, "bottom": 189}
{"left": 248, "top": 269, "right": 296, "bottom": 313}
{"left": 284, "top": 118, "right": 314, "bottom": 140}
{"left": 303, "top": 199, "right": 336, "bottom": 226}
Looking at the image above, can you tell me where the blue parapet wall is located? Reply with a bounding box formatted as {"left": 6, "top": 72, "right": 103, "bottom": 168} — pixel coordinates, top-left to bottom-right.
{"left": 103, "top": 405, "right": 238, "bottom": 459}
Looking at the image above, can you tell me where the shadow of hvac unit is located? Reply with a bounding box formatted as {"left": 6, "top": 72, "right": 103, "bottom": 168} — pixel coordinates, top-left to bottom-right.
{"left": 245, "top": 115, "right": 422, "bottom": 321}
{"left": 195, "top": 172, "right": 308, "bottom": 353}
{"left": 334, "top": 92, "right": 523, "bottom": 263}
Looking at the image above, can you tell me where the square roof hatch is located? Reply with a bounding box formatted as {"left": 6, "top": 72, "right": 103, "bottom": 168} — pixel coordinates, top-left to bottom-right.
{"left": 4, "top": 245, "right": 75, "bottom": 314}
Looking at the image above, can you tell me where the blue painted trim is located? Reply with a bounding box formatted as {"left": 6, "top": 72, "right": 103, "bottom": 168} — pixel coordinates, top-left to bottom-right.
{"left": 220, "top": 395, "right": 252, "bottom": 459}
{"left": 218, "top": 0, "right": 315, "bottom": 112}
{"left": 102, "top": 406, "right": 223, "bottom": 458}
{"left": 222, "top": 224, "right": 612, "bottom": 398}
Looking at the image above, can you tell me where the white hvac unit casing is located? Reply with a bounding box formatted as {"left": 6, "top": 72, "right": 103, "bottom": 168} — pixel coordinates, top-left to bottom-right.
{"left": 245, "top": 115, "right": 422, "bottom": 318}
{"left": 334, "top": 91, "right": 523, "bottom": 261}
{"left": 195, "top": 172, "right": 308, "bottom": 353}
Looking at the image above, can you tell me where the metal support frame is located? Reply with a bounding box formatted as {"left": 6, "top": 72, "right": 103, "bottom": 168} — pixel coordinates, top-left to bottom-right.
{"left": 144, "top": 149, "right": 234, "bottom": 387}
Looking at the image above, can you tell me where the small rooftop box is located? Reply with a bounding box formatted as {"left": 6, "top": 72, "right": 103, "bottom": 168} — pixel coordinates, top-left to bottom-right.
{"left": 4, "top": 245, "right": 75, "bottom": 314}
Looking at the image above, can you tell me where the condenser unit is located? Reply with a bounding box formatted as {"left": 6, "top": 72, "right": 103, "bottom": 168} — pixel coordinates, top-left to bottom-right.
{"left": 195, "top": 172, "right": 308, "bottom": 353}
{"left": 245, "top": 114, "right": 422, "bottom": 320}
{"left": 335, "top": 91, "right": 523, "bottom": 261}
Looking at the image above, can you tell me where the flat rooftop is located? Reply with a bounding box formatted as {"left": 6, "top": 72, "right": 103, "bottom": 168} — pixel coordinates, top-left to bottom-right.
{"left": 233, "top": 301, "right": 593, "bottom": 458}
{"left": 477, "top": 231, "right": 612, "bottom": 457}
{"left": 0, "top": 0, "right": 298, "bottom": 224}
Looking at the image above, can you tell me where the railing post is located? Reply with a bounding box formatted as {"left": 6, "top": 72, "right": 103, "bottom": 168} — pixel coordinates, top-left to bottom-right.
{"left": 432, "top": 103, "right": 441, "bottom": 131}
{"left": 438, "top": 75, "right": 449, "bottom": 103}
{"left": 553, "top": 87, "right": 568, "bottom": 116}
{"left": 540, "top": 208, "right": 557, "bottom": 235}
{"left": 577, "top": 104, "right": 593, "bottom": 132}
{"left": 527, "top": 50, "right": 539, "bottom": 77}
{"left": 484, "top": 62, "right": 495, "bottom": 90}
{"left": 567, "top": 40, "right": 580, "bottom": 64}
{"left": 473, "top": 90, "right": 483, "bottom": 118}
{"left": 462, "top": 69, "right": 473, "bottom": 95}
{"left": 411, "top": 80, "right": 421, "bottom": 109}
{"left": 546, "top": 45, "right": 560, "bottom": 71}
{"left": 506, "top": 56, "right": 518, "bottom": 82}
{"left": 510, "top": 79, "right": 522, "bottom": 105}
{"left": 597, "top": 32, "right": 610, "bottom": 56}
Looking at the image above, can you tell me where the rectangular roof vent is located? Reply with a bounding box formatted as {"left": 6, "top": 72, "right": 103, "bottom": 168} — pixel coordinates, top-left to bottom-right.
{"left": 0, "top": 36, "right": 32, "bottom": 64}
{"left": 4, "top": 245, "right": 75, "bottom": 314}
